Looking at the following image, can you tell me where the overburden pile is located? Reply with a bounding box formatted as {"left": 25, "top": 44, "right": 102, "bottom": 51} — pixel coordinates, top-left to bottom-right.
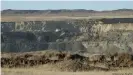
{"left": 1, "top": 51, "right": 133, "bottom": 71}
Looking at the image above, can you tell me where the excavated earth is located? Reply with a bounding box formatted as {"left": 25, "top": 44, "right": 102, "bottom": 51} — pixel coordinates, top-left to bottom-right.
{"left": 1, "top": 18, "right": 133, "bottom": 72}
{"left": 1, "top": 50, "right": 133, "bottom": 71}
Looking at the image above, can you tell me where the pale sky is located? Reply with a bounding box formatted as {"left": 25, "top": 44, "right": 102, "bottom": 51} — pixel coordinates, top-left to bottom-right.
{"left": 1, "top": 1, "right": 133, "bottom": 11}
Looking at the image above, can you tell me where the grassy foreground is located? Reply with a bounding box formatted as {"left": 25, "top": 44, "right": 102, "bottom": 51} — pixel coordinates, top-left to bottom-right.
{"left": 1, "top": 64, "right": 133, "bottom": 75}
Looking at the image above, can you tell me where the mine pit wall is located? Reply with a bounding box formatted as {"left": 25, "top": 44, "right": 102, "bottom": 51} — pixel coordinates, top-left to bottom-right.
{"left": 82, "top": 42, "right": 133, "bottom": 54}
{"left": 1, "top": 18, "right": 133, "bottom": 54}
{"left": 1, "top": 18, "right": 133, "bottom": 32}
{"left": 1, "top": 21, "right": 79, "bottom": 32}
{"left": 99, "top": 23, "right": 133, "bottom": 32}
{"left": 1, "top": 41, "right": 133, "bottom": 54}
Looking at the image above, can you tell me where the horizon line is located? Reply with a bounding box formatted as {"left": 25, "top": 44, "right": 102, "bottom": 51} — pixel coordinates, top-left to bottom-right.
{"left": 2, "top": 8, "right": 133, "bottom": 11}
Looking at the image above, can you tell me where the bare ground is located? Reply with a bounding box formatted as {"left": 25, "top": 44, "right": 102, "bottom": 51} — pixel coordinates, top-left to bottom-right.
{"left": 2, "top": 66, "right": 133, "bottom": 75}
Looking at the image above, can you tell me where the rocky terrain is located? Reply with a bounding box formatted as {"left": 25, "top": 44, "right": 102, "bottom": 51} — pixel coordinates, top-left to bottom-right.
{"left": 1, "top": 18, "right": 133, "bottom": 54}
{"left": 1, "top": 50, "right": 133, "bottom": 71}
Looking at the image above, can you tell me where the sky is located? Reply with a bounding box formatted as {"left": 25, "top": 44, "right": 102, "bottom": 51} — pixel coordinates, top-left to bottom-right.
{"left": 1, "top": 1, "right": 133, "bottom": 11}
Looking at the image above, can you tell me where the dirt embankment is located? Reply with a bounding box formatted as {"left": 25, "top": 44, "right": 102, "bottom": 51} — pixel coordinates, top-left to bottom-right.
{"left": 1, "top": 51, "right": 133, "bottom": 72}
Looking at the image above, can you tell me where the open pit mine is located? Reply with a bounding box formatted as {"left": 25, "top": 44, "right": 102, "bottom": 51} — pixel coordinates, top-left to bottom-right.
{"left": 1, "top": 13, "right": 133, "bottom": 71}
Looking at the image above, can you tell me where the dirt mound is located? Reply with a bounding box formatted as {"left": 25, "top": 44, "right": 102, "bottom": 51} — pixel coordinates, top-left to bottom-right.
{"left": 115, "top": 53, "right": 133, "bottom": 67}
{"left": 1, "top": 51, "right": 68, "bottom": 68}
{"left": 55, "top": 59, "right": 89, "bottom": 72}
{"left": 1, "top": 51, "right": 133, "bottom": 71}
{"left": 54, "top": 59, "right": 109, "bottom": 72}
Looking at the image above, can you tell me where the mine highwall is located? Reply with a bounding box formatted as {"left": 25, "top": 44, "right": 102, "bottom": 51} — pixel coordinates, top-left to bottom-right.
{"left": 1, "top": 19, "right": 133, "bottom": 53}
{"left": 99, "top": 23, "right": 133, "bottom": 32}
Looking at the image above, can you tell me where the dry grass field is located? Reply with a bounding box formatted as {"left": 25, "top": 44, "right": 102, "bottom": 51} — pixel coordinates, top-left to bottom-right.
{"left": 2, "top": 66, "right": 133, "bottom": 75}
{"left": 2, "top": 11, "right": 133, "bottom": 22}
{"left": 2, "top": 15, "right": 133, "bottom": 22}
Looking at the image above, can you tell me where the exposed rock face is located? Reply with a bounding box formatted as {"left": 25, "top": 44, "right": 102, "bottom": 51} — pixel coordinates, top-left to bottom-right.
{"left": 1, "top": 18, "right": 133, "bottom": 54}
{"left": 1, "top": 21, "right": 79, "bottom": 32}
